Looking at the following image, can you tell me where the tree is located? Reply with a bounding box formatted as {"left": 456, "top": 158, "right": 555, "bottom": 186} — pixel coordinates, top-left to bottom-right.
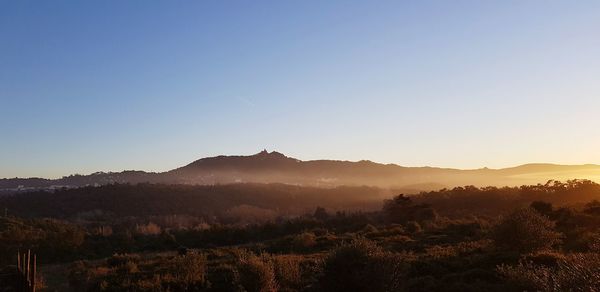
{"left": 383, "top": 194, "right": 437, "bottom": 224}
{"left": 584, "top": 200, "right": 600, "bottom": 215}
{"left": 313, "top": 207, "right": 329, "bottom": 221}
{"left": 530, "top": 201, "right": 553, "bottom": 217}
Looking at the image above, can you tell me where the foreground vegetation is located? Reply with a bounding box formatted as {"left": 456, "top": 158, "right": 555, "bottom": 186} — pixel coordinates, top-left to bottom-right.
{"left": 2, "top": 180, "right": 600, "bottom": 291}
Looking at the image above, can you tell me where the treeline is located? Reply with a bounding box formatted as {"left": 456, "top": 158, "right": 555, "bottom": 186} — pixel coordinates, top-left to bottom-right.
{"left": 4, "top": 180, "right": 600, "bottom": 222}
{"left": 0, "top": 183, "right": 389, "bottom": 219}
{"left": 413, "top": 179, "right": 600, "bottom": 217}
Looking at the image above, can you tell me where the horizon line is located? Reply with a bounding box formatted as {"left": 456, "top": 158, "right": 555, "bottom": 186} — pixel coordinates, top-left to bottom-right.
{"left": 3, "top": 150, "right": 600, "bottom": 180}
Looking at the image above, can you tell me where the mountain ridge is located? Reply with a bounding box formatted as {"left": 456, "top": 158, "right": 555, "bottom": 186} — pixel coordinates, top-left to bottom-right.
{"left": 2, "top": 150, "right": 600, "bottom": 193}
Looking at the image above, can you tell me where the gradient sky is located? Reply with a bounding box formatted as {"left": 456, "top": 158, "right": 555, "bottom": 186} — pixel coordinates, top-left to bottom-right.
{"left": 2, "top": 1, "right": 600, "bottom": 178}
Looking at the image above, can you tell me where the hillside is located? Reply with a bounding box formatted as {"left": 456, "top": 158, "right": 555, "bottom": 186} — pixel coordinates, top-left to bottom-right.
{"left": 2, "top": 150, "right": 600, "bottom": 193}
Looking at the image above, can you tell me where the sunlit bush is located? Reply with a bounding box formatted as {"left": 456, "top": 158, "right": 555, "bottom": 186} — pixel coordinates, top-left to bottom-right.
{"left": 498, "top": 253, "right": 600, "bottom": 291}
{"left": 272, "top": 255, "right": 302, "bottom": 292}
{"left": 174, "top": 253, "right": 207, "bottom": 289}
{"left": 236, "top": 251, "right": 278, "bottom": 292}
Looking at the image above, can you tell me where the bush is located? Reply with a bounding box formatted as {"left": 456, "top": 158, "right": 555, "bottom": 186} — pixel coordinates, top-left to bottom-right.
{"left": 587, "top": 233, "right": 600, "bottom": 252}
{"left": 236, "top": 251, "right": 278, "bottom": 292}
{"left": 405, "top": 221, "right": 422, "bottom": 234}
{"left": 522, "top": 251, "right": 565, "bottom": 267}
{"left": 361, "top": 224, "right": 379, "bottom": 234}
{"left": 107, "top": 253, "right": 141, "bottom": 267}
{"left": 208, "top": 264, "right": 243, "bottom": 292}
{"left": 498, "top": 253, "right": 600, "bottom": 291}
{"left": 272, "top": 255, "right": 302, "bottom": 291}
{"left": 318, "top": 238, "right": 408, "bottom": 292}
{"left": 292, "top": 232, "right": 317, "bottom": 251}
{"left": 491, "top": 208, "right": 562, "bottom": 253}
{"left": 174, "top": 253, "right": 208, "bottom": 289}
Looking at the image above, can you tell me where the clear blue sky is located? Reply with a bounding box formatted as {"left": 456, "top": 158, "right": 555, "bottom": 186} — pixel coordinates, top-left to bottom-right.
{"left": 2, "top": 1, "right": 600, "bottom": 178}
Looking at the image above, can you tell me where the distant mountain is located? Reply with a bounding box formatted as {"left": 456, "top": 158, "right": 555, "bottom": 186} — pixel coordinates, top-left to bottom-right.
{"left": 2, "top": 150, "right": 600, "bottom": 193}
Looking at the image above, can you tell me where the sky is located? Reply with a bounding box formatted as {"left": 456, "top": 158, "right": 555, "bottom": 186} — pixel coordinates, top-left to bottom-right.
{"left": 1, "top": 1, "right": 600, "bottom": 178}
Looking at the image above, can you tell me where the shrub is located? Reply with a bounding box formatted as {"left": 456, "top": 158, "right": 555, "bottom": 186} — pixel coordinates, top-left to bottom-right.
{"left": 318, "top": 238, "right": 408, "bottom": 292}
{"left": 522, "top": 251, "right": 565, "bottom": 267}
{"left": 208, "top": 264, "right": 243, "bottom": 292}
{"left": 272, "top": 255, "right": 302, "bottom": 291}
{"left": 135, "top": 222, "right": 162, "bottom": 235}
{"left": 236, "top": 251, "right": 278, "bottom": 292}
{"left": 311, "top": 228, "right": 329, "bottom": 237}
{"left": 587, "top": 233, "right": 600, "bottom": 252}
{"left": 497, "top": 261, "right": 552, "bottom": 291}
{"left": 107, "top": 253, "right": 141, "bottom": 267}
{"left": 491, "top": 208, "right": 562, "bottom": 253}
{"left": 405, "top": 221, "right": 422, "bottom": 234}
{"left": 424, "top": 245, "right": 458, "bottom": 259}
{"left": 292, "top": 232, "right": 317, "bottom": 251}
{"left": 68, "top": 261, "right": 92, "bottom": 290}
{"left": 498, "top": 253, "right": 600, "bottom": 291}
{"left": 174, "top": 253, "right": 208, "bottom": 289}
{"left": 553, "top": 253, "right": 600, "bottom": 290}
{"left": 361, "top": 224, "right": 379, "bottom": 234}
{"left": 120, "top": 261, "right": 139, "bottom": 274}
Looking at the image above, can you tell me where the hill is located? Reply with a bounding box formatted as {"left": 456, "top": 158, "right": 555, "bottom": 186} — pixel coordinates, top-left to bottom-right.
{"left": 2, "top": 150, "right": 600, "bottom": 193}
